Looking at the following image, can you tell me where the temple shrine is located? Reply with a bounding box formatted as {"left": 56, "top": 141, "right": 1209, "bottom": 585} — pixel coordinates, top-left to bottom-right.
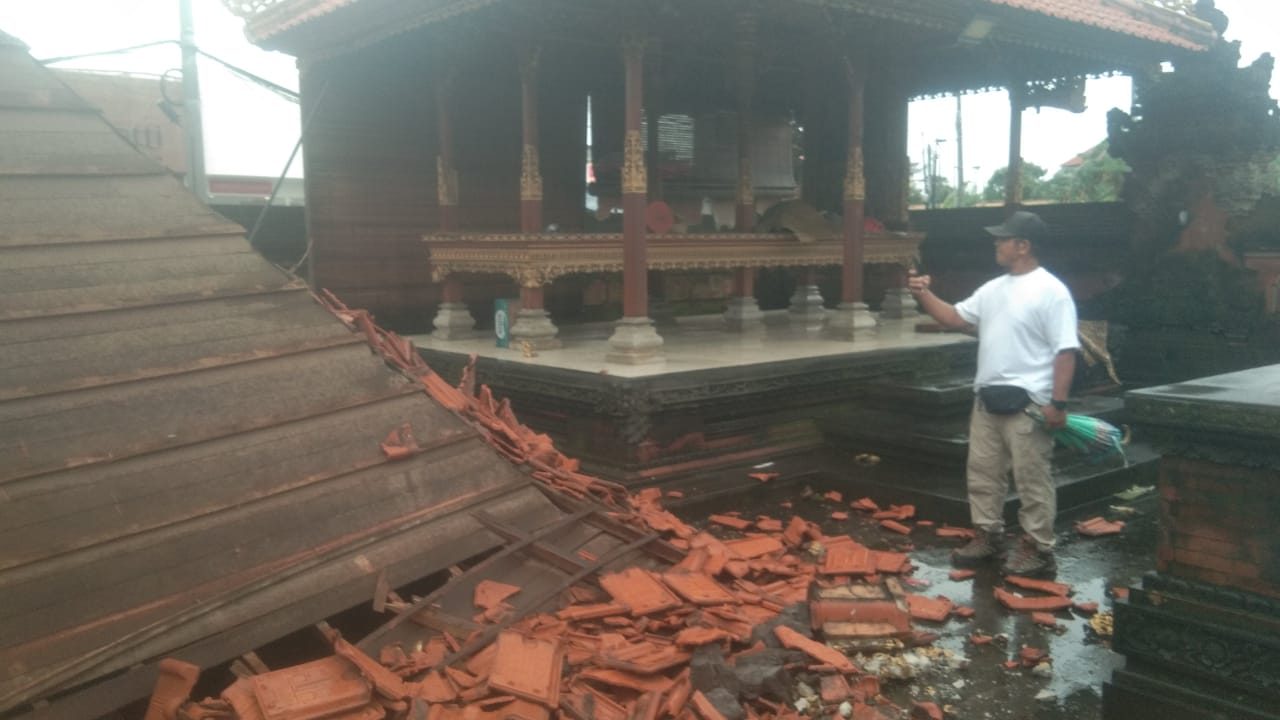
{"left": 220, "top": 0, "right": 1221, "bottom": 482}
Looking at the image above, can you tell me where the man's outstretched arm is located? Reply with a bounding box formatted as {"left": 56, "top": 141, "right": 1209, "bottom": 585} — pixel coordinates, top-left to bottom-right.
{"left": 907, "top": 271, "right": 970, "bottom": 329}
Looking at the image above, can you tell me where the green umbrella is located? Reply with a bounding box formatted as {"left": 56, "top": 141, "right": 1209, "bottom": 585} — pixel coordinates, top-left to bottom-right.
{"left": 1025, "top": 407, "right": 1129, "bottom": 466}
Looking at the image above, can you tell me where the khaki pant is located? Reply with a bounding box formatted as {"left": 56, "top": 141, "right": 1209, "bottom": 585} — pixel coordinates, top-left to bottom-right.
{"left": 966, "top": 399, "right": 1056, "bottom": 550}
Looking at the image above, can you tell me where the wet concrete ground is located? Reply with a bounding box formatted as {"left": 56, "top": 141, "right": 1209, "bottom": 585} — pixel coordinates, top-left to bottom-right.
{"left": 672, "top": 472, "right": 1158, "bottom": 720}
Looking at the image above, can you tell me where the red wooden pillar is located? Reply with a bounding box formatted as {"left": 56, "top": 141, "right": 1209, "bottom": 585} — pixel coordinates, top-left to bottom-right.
{"left": 519, "top": 47, "right": 543, "bottom": 234}
{"left": 841, "top": 64, "right": 866, "bottom": 306}
{"left": 1005, "top": 82, "right": 1025, "bottom": 213}
{"left": 734, "top": 14, "right": 756, "bottom": 232}
{"left": 435, "top": 68, "right": 459, "bottom": 232}
{"left": 429, "top": 67, "right": 476, "bottom": 340}
{"left": 621, "top": 36, "right": 648, "bottom": 320}
{"left": 825, "top": 59, "right": 876, "bottom": 340}
{"left": 726, "top": 12, "right": 764, "bottom": 333}
{"left": 606, "top": 34, "right": 664, "bottom": 364}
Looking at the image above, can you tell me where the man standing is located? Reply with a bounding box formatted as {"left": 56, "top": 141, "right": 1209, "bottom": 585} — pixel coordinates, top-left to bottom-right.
{"left": 908, "top": 211, "right": 1078, "bottom": 576}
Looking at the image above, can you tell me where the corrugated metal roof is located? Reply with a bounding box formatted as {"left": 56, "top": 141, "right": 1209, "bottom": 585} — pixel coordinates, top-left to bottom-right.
{"left": 0, "top": 29, "right": 564, "bottom": 717}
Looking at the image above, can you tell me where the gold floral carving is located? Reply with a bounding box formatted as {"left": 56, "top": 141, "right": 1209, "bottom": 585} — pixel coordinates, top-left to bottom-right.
{"left": 622, "top": 129, "right": 647, "bottom": 195}
{"left": 737, "top": 158, "right": 753, "bottom": 206}
{"left": 423, "top": 231, "right": 922, "bottom": 285}
{"left": 844, "top": 146, "right": 866, "bottom": 202}
{"left": 520, "top": 144, "right": 543, "bottom": 201}
{"left": 436, "top": 155, "right": 458, "bottom": 206}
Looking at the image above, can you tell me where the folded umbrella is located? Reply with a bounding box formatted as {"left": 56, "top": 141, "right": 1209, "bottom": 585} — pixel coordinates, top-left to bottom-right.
{"left": 1025, "top": 407, "right": 1129, "bottom": 466}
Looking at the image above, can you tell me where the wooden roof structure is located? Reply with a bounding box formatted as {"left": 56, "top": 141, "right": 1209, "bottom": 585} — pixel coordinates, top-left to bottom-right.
{"left": 228, "top": 0, "right": 1215, "bottom": 92}
{"left": 0, "top": 29, "right": 567, "bottom": 718}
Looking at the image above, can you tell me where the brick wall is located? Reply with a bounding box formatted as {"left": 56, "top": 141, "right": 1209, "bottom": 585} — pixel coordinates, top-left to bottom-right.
{"left": 1158, "top": 456, "right": 1280, "bottom": 598}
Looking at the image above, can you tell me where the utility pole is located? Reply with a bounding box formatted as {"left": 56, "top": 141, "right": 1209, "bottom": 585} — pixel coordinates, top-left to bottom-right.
{"left": 955, "top": 95, "right": 965, "bottom": 206}
{"left": 179, "top": 0, "right": 207, "bottom": 201}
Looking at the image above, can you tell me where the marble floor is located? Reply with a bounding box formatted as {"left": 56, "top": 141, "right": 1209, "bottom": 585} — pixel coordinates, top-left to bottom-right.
{"left": 409, "top": 311, "right": 974, "bottom": 378}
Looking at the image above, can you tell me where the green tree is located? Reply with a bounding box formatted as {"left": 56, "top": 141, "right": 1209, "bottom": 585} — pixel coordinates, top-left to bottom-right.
{"left": 982, "top": 162, "right": 1049, "bottom": 202}
{"left": 1042, "top": 142, "right": 1131, "bottom": 203}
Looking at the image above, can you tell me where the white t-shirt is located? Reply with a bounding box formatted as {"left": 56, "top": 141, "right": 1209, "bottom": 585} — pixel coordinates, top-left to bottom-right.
{"left": 954, "top": 267, "right": 1079, "bottom": 406}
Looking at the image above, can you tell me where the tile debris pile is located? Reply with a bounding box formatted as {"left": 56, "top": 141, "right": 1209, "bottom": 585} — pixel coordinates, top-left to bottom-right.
{"left": 145, "top": 299, "right": 1127, "bottom": 720}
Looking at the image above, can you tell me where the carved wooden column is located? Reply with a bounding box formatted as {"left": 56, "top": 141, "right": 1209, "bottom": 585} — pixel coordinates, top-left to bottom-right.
{"left": 607, "top": 34, "right": 664, "bottom": 364}
{"left": 436, "top": 67, "right": 459, "bottom": 232}
{"left": 430, "top": 67, "right": 476, "bottom": 340}
{"left": 519, "top": 47, "right": 543, "bottom": 234}
{"left": 725, "top": 12, "right": 764, "bottom": 333}
{"left": 1005, "top": 82, "right": 1026, "bottom": 213}
{"left": 644, "top": 39, "right": 674, "bottom": 326}
{"left": 825, "top": 59, "right": 877, "bottom": 340}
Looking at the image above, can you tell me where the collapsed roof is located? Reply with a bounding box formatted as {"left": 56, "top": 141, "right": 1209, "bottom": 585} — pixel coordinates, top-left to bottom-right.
{"left": 0, "top": 29, "right": 567, "bottom": 718}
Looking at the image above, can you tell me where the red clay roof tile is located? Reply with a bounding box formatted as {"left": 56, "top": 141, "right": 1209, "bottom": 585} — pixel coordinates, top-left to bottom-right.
{"left": 488, "top": 631, "right": 564, "bottom": 707}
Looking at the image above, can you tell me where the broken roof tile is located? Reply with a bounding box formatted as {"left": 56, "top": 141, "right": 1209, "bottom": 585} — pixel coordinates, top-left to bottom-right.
{"left": 872, "top": 505, "right": 915, "bottom": 521}
{"left": 1031, "top": 612, "right": 1060, "bottom": 627}
{"left": 994, "top": 588, "right": 1075, "bottom": 612}
{"left": 488, "top": 631, "right": 563, "bottom": 707}
{"left": 600, "top": 569, "right": 681, "bottom": 616}
{"left": 819, "top": 543, "right": 874, "bottom": 576}
{"left": 879, "top": 520, "right": 912, "bottom": 535}
{"left": 849, "top": 498, "right": 879, "bottom": 512}
{"left": 662, "top": 572, "right": 739, "bottom": 606}
{"left": 773, "top": 626, "right": 856, "bottom": 672}
{"left": 1075, "top": 516, "right": 1126, "bottom": 537}
{"left": 709, "top": 514, "right": 753, "bottom": 530}
{"left": 948, "top": 569, "right": 976, "bottom": 581}
{"left": 1005, "top": 575, "right": 1072, "bottom": 597}
{"left": 906, "top": 595, "right": 953, "bottom": 623}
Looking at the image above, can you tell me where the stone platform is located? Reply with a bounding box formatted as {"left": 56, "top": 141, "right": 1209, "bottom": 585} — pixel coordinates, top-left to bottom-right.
{"left": 1105, "top": 364, "right": 1280, "bottom": 720}
{"left": 820, "top": 381, "right": 1159, "bottom": 523}
{"left": 412, "top": 314, "right": 975, "bottom": 484}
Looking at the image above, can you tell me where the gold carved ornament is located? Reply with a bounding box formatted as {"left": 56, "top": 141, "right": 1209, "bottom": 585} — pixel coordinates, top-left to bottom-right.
{"left": 737, "top": 157, "right": 753, "bottom": 207}
{"left": 436, "top": 155, "right": 458, "bottom": 207}
{"left": 844, "top": 145, "right": 866, "bottom": 202}
{"left": 520, "top": 144, "right": 543, "bottom": 201}
{"left": 622, "top": 129, "right": 648, "bottom": 195}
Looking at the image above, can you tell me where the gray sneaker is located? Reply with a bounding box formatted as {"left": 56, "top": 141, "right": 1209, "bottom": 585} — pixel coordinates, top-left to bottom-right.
{"left": 1001, "top": 537, "right": 1057, "bottom": 577}
{"left": 952, "top": 528, "right": 1005, "bottom": 567}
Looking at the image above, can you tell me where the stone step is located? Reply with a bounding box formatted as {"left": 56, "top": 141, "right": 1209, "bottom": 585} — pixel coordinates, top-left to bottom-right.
{"left": 800, "top": 440, "right": 1158, "bottom": 527}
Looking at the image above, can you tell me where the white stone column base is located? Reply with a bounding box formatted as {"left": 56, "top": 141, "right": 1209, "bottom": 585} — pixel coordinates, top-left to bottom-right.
{"left": 823, "top": 302, "right": 878, "bottom": 341}
{"left": 788, "top": 284, "right": 827, "bottom": 332}
{"left": 431, "top": 302, "right": 478, "bottom": 340}
{"left": 879, "top": 287, "right": 920, "bottom": 320}
{"left": 723, "top": 296, "right": 766, "bottom": 332}
{"left": 509, "top": 308, "right": 562, "bottom": 350}
{"left": 606, "top": 316, "right": 665, "bottom": 365}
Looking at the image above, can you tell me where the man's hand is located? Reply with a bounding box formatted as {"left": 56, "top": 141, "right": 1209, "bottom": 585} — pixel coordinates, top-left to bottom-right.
{"left": 907, "top": 269, "right": 932, "bottom": 298}
{"left": 1041, "top": 404, "right": 1068, "bottom": 430}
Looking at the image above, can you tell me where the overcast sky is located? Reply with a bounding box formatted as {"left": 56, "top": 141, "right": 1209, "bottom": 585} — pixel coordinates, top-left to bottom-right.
{"left": 1, "top": 0, "right": 1276, "bottom": 188}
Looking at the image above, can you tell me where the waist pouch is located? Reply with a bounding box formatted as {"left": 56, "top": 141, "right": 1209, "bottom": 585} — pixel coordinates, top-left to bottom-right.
{"left": 978, "top": 385, "right": 1031, "bottom": 415}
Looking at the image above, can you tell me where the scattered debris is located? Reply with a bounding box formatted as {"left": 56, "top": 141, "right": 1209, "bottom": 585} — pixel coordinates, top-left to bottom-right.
{"left": 1089, "top": 612, "right": 1115, "bottom": 638}
{"left": 947, "top": 570, "right": 975, "bottom": 582}
{"left": 1113, "top": 484, "right": 1155, "bottom": 501}
{"left": 1075, "top": 516, "right": 1126, "bottom": 537}
{"left": 879, "top": 520, "right": 913, "bottom": 535}
{"left": 994, "top": 588, "right": 1075, "bottom": 612}
{"left": 1004, "top": 575, "right": 1072, "bottom": 597}
{"left": 749, "top": 472, "right": 779, "bottom": 483}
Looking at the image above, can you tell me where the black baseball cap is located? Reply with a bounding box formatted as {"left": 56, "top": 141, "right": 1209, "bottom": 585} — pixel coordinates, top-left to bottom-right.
{"left": 985, "top": 211, "right": 1048, "bottom": 241}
